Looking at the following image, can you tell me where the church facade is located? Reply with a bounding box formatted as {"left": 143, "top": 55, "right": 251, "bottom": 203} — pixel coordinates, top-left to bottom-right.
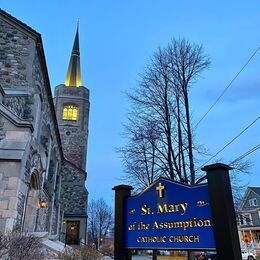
{"left": 0, "top": 9, "right": 89, "bottom": 245}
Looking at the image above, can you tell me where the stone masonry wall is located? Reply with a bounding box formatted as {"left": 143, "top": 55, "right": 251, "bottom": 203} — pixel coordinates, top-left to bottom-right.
{"left": 0, "top": 14, "right": 62, "bottom": 234}
{"left": 60, "top": 160, "right": 88, "bottom": 216}
{"left": 0, "top": 160, "right": 21, "bottom": 232}
{"left": 0, "top": 18, "right": 34, "bottom": 88}
{"left": 59, "top": 125, "right": 87, "bottom": 169}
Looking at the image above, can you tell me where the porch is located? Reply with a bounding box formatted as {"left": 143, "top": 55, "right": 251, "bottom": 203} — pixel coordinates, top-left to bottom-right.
{"left": 238, "top": 226, "right": 260, "bottom": 254}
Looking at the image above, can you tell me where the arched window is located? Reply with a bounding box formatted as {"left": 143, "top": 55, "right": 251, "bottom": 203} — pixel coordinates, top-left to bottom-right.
{"left": 62, "top": 105, "right": 78, "bottom": 120}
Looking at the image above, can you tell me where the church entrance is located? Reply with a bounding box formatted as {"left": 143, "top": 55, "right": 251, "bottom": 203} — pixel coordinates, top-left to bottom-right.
{"left": 22, "top": 173, "right": 39, "bottom": 232}
{"left": 66, "top": 221, "right": 80, "bottom": 245}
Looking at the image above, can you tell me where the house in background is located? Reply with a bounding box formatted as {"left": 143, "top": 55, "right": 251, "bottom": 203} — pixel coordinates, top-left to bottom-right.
{"left": 237, "top": 187, "right": 260, "bottom": 255}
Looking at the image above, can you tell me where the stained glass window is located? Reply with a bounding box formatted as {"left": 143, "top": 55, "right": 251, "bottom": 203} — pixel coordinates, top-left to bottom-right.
{"left": 62, "top": 105, "right": 78, "bottom": 120}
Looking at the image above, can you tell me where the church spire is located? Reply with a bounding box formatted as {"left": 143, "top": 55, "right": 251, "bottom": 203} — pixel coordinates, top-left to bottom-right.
{"left": 65, "top": 23, "right": 82, "bottom": 87}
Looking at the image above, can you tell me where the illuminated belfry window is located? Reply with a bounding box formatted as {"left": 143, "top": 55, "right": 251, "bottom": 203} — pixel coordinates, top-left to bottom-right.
{"left": 62, "top": 105, "right": 78, "bottom": 121}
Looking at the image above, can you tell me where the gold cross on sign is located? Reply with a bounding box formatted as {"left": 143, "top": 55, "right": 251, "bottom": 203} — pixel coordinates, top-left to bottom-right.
{"left": 156, "top": 183, "right": 165, "bottom": 198}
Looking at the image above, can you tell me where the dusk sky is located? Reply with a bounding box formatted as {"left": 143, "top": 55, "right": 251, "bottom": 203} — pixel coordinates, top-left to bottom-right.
{"left": 2, "top": 1, "right": 259, "bottom": 205}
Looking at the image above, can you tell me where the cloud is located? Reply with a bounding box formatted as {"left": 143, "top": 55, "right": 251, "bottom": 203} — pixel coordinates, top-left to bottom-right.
{"left": 222, "top": 78, "right": 260, "bottom": 102}
{"left": 197, "top": 76, "right": 260, "bottom": 104}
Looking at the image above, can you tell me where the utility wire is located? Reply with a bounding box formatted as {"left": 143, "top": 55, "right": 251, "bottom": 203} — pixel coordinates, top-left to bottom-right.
{"left": 231, "top": 144, "right": 260, "bottom": 164}
{"left": 195, "top": 47, "right": 260, "bottom": 129}
{"left": 196, "top": 143, "right": 260, "bottom": 184}
{"left": 199, "top": 116, "right": 260, "bottom": 168}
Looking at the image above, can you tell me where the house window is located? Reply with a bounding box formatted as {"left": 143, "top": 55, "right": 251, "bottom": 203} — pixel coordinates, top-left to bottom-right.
{"left": 249, "top": 198, "right": 258, "bottom": 207}
{"left": 257, "top": 232, "right": 260, "bottom": 243}
{"left": 240, "top": 213, "right": 252, "bottom": 226}
{"left": 62, "top": 105, "right": 78, "bottom": 121}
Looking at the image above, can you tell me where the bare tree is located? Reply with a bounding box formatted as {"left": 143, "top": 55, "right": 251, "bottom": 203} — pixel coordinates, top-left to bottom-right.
{"left": 120, "top": 38, "right": 210, "bottom": 185}
{"left": 88, "top": 198, "right": 113, "bottom": 250}
{"left": 58, "top": 245, "right": 102, "bottom": 260}
{"left": 229, "top": 159, "right": 252, "bottom": 210}
{"left": 118, "top": 116, "right": 164, "bottom": 190}
{"left": 119, "top": 38, "right": 252, "bottom": 260}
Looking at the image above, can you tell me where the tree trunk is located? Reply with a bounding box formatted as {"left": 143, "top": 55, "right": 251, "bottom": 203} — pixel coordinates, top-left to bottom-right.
{"left": 183, "top": 89, "right": 195, "bottom": 184}
{"left": 176, "top": 95, "right": 187, "bottom": 182}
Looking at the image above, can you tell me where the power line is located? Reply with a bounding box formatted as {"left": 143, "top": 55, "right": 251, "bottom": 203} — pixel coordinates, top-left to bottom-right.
{"left": 199, "top": 116, "right": 260, "bottom": 168}
{"left": 231, "top": 144, "right": 260, "bottom": 164}
{"left": 196, "top": 143, "right": 260, "bottom": 184}
{"left": 195, "top": 46, "right": 260, "bottom": 129}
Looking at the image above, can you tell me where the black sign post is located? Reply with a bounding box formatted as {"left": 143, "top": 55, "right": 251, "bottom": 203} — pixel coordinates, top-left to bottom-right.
{"left": 202, "top": 163, "right": 242, "bottom": 260}
{"left": 112, "top": 185, "right": 133, "bottom": 260}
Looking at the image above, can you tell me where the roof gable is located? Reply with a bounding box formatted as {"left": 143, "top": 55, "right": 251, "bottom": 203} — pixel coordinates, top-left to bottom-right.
{"left": 239, "top": 187, "right": 260, "bottom": 210}
{"left": 249, "top": 187, "right": 260, "bottom": 197}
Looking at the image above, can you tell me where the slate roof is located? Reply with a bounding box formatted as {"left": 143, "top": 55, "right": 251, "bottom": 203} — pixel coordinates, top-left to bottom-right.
{"left": 249, "top": 187, "right": 260, "bottom": 196}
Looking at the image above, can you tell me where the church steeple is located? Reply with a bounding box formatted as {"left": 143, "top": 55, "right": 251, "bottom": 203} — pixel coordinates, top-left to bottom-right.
{"left": 65, "top": 24, "right": 82, "bottom": 87}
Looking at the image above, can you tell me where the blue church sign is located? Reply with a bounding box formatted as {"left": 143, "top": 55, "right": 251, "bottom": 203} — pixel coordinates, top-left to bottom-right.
{"left": 125, "top": 178, "right": 216, "bottom": 250}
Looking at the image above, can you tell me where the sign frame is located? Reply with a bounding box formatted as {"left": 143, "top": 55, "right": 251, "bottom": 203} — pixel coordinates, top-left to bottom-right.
{"left": 113, "top": 163, "right": 242, "bottom": 260}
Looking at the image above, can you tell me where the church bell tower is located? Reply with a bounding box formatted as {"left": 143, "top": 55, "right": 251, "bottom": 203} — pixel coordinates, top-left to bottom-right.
{"left": 53, "top": 26, "right": 89, "bottom": 170}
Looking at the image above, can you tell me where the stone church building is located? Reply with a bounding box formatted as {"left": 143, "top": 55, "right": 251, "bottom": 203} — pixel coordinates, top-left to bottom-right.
{"left": 0, "top": 9, "right": 89, "bottom": 245}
